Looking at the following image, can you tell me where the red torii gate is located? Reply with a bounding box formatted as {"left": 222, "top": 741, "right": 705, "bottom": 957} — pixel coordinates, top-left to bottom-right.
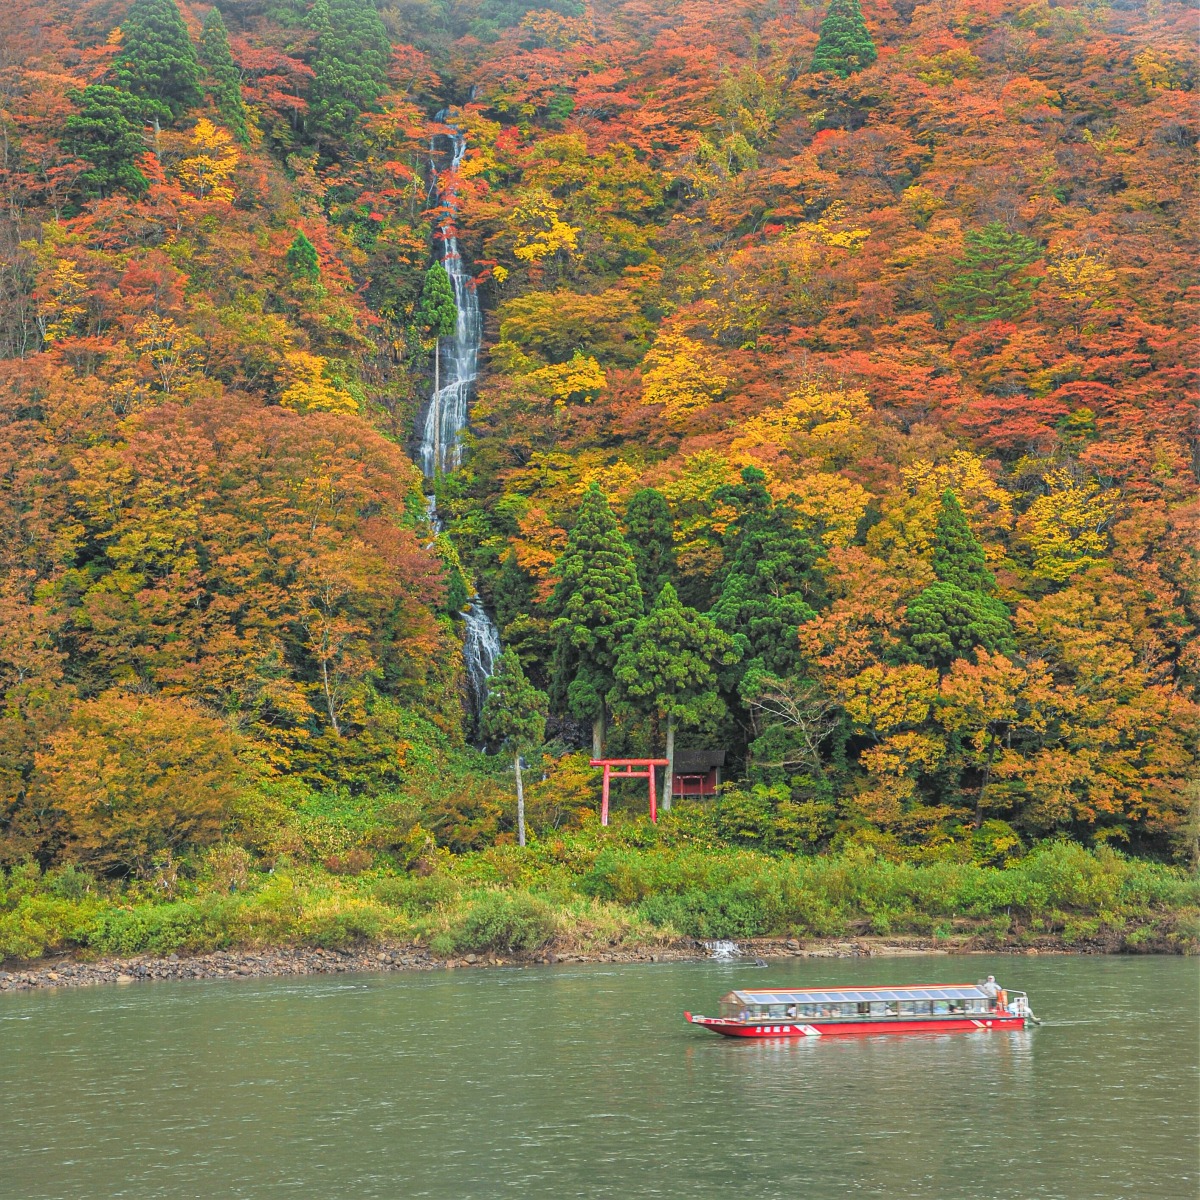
{"left": 589, "top": 758, "right": 669, "bottom": 826}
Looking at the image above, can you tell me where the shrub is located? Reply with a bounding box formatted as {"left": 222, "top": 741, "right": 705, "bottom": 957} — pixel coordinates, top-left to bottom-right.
{"left": 638, "top": 878, "right": 780, "bottom": 939}
{"left": 0, "top": 895, "right": 101, "bottom": 960}
{"left": 373, "top": 873, "right": 460, "bottom": 914}
{"left": 301, "top": 901, "right": 386, "bottom": 948}
{"left": 441, "top": 890, "right": 557, "bottom": 955}
{"left": 325, "top": 849, "right": 374, "bottom": 876}
{"left": 89, "top": 899, "right": 229, "bottom": 955}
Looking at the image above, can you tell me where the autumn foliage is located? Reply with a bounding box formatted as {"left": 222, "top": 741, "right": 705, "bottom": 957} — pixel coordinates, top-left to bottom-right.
{"left": 0, "top": 0, "right": 1194, "bottom": 874}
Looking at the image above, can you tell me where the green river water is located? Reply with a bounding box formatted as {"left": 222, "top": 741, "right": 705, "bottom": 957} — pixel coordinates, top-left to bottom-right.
{"left": 1, "top": 954, "right": 1196, "bottom": 1199}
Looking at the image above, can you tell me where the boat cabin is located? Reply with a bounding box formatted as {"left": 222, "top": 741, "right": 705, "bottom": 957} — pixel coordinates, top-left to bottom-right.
{"left": 718, "top": 984, "right": 1001, "bottom": 1022}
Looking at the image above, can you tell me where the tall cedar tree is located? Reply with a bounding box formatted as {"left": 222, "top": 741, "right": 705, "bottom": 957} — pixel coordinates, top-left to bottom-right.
{"left": 611, "top": 584, "right": 739, "bottom": 810}
{"left": 907, "top": 491, "right": 1013, "bottom": 668}
{"left": 624, "top": 488, "right": 676, "bottom": 602}
{"left": 711, "top": 468, "right": 819, "bottom": 686}
{"left": 493, "top": 550, "right": 531, "bottom": 632}
{"left": 199, "top": 7, "right": 248, "bottom": 143}
{"left": 811, "top": 0, "right": 877, "bottom": 77}
{"left": 416, "top": 262, "right": 458, "bottom": 340}
{"left": 940, "top": 222, "right": 1042, "bottom": 323}
{"left": 286, "top": 230, "right": 321, "bottom": 281}
{"left": 480, "top": 648, "right": 548, "bottom": 846}
{"left": 932, "top": 490, "right": 994, "bottom": 590}
{"left": 306, "top": 0, "right": 392, "bottom": 144}
{"left": 63, "top": 86, "right": 160, "bottom": 197}
{"left": 551, "top": 483, "right": 643, "bottom": 755}
{"left": 113, "top": 0, "right": 202, "bottom": 120}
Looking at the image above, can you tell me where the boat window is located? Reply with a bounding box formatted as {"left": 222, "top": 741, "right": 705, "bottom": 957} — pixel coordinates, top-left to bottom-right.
{"left": 898, "top": 1001, "right": 916, "bottom": 1015}
{"left": 800, "top": 1004, "right": 817, "bottom": 1017}
{"left": 933, "top": 1001, "right": 950, "bottom": 1014}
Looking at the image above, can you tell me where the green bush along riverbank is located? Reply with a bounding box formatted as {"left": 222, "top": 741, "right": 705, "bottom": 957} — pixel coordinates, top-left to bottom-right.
{"left": 3, "top": 818, "right": 1197, "bottom": 964}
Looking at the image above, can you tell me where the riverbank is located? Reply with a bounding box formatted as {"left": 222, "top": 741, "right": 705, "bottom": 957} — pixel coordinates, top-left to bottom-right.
{"left": 0, "top": 928, "right": 1166, "bottom": 994}
{"left": 4, "top": 836, "right": 1197, "bottom": 977}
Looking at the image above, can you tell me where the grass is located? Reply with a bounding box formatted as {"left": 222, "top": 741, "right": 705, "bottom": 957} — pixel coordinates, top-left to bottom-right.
{"left": 2, "top": 819, "right": 1197, "bottom": 964}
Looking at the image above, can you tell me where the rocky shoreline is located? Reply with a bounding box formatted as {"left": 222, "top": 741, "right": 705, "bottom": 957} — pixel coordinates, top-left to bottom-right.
{"left": 0, "top": 935, "right": 1077, "bottom": 994}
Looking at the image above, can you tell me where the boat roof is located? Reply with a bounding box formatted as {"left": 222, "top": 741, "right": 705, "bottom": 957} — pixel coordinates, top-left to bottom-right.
{"left": 725, "top": 984, "right": 993, "bottom": 1004}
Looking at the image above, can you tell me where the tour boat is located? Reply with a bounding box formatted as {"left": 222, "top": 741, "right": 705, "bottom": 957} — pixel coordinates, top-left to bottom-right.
{"left": 685, "top": 982, "right": 1035, "bottom": 1038}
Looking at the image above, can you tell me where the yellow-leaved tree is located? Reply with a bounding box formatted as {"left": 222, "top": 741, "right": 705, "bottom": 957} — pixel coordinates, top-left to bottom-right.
{"left": 36, "top": 257, "right": 88, "bottom": 345}
{"left": 640, "top": 331, "right": 729, "bottom": 424}
{"left": 279, "top": 352, "right": 360, "bottom": 415}
{"left": 1018, "top": 468, "right": 1117, "bottom": 583}
{"left": 510, "top": 189, "right": 579, "bottom": 266}
{"left": 526, "top": 350, "right": 607, "bottom": 406}
{"left": 177, "top": 118, "right": 240, "bottom": 202}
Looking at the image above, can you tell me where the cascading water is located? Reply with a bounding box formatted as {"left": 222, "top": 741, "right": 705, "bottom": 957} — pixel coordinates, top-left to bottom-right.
{"left": 418, "top": 126, "right": 481, "bottom": 478}
{"left": 461, "top": 602, "right": 502, "bottom": 719}
{"left": 417, "top": 119, "right": 503, "bottom": 724}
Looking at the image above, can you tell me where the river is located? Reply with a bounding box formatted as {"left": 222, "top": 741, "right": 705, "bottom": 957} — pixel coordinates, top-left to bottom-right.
{"left": 1, "top": 955, "right": 1195, "bottom": 1199}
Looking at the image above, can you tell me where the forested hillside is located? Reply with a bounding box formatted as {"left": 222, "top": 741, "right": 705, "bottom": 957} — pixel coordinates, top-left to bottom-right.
{"left": 0, "top": 0, "right": 1196, "bottom": 935}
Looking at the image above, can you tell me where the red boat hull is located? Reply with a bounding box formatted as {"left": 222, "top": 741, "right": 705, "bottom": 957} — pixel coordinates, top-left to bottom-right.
{"left": 685, "top": 1012, "right": 1026, "bottom": 1037}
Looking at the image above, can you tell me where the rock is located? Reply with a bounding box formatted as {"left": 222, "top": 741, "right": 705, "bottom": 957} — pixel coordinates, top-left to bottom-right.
{"left": 116, "top": 974, "right": 136, "bottom": 984}
{"left": 465, "top": 954, "right": 478, "bottom": 964}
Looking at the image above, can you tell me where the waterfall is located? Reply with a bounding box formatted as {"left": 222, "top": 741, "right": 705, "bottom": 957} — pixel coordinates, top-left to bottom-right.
{"left": 417, "top": 118, "right": 503, "bottom": 724}
{"left": 462, "top": 600, "right": 502, "bottom": 720}
{"left": 417, "top": 125, "right": 481, "bottom": 478}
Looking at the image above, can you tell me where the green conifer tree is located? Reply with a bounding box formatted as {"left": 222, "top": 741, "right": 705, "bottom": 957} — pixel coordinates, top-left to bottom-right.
{"left": 415, "top": 262, "right": 458, "bottom": 341}
{"left": 931, "top": 490, "right": 993, "bottom": 591}
{"left": 64, "top": 86, "right": 163, "bottom": 197}
{"left": 939, "top": 222, "right": 1042, "bottom": 323}
{"left": 624, "top": 488, "right": 676, "bottom": 602}
{"left": 710, "top": 468, "right": 820, "bottom": 686}
{"left": 481, "top": 648, "right": 548, "bottom": 846}
{"left": 493, "top": 550, "right": 531, "bottom": 632}
{"left": 611, "top": 584, "right": 739, "bottom": 810}
{"left": 811, "top": 0, "right": 878, "bottom": 78}
{"left": 906, "top": 585, "right": 1014, "bottom": 667}
{"left": 551, "top": 483, "right": 643, "bottom": 756}
{"left": 906, "top": 490, "right": 1013, "bottom": 668}
{"left": 285, "top": 230, "right": 321, "bottom": 282}
{"left": 113, "top": 0, "right": 202, "bottom": 120}
{"left": 306, "top": 0, "right": 392, "bottom": 144}
{"left": 199, "top": 7, "right": 248, "bottom": 144}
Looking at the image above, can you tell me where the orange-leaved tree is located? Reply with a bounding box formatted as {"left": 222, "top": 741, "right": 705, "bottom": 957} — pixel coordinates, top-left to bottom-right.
{"left": 35, "top": 691, "right": 244, "bottom": 876}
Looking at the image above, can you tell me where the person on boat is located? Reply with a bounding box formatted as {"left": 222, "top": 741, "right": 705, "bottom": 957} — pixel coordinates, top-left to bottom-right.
{"left": 980, "top": 976, "right": 1001, "bottom": 1001}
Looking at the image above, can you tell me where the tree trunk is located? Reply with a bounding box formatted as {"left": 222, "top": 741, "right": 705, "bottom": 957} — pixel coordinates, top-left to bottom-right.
{"left": 515, "top": 751, "right": 526, "bottom": 847}
{"left": 320, "top": 658, "right": 341, "bottom": 737}
{"left": 663, "top": 714, "right": 676, "bottom": 813}
{"left": 974, "top": 732, "right": 998, "bottom": 829}
{"left": 592, "top": 706, "right": 606, "bottom": 758}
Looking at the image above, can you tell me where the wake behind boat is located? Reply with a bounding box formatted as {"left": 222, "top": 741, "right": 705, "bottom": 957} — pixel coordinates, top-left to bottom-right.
{"left": 685, "top": 978, "right": 1036, "bottom": 1038}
